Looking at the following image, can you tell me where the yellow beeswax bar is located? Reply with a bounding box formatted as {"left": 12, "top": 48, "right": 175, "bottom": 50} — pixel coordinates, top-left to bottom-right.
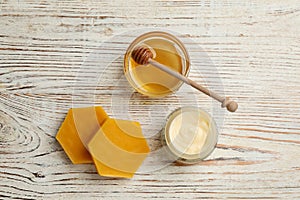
{"left": 56, "top": 106, "right": 108, "bottom": 164}
{"left": 88, "top": 118, "right": 150, "bottom": 178}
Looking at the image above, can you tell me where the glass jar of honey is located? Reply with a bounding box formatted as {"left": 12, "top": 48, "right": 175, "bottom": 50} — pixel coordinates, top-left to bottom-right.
{"left": 124, "top": 31, "right": 190, "bottom": 97}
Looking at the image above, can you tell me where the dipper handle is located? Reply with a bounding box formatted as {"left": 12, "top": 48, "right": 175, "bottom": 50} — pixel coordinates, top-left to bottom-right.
{"left": 131, "top": 46, "right": 238, "bottom": 112}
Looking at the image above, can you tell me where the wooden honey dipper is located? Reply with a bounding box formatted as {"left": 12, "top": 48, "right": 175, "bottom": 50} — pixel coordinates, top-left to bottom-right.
{"left": 131, "top": 46, "right": 238, "bottom": 112}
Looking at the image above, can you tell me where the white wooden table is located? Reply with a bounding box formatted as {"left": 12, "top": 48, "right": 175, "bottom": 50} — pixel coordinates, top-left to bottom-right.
{"left": 1, "top": 1, "right": 299, "bottom": 199}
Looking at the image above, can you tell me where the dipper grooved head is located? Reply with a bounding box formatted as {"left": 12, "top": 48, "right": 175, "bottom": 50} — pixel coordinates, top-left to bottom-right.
{"left": 131, "top": 46, "right": 153, "bottom": 65}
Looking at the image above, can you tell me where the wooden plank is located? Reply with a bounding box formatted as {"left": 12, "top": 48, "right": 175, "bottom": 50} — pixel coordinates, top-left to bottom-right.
{"left": 0, "top": 0, "right": 299, "bottom": 199}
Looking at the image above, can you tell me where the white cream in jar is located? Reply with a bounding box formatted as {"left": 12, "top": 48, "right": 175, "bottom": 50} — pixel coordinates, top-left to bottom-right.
{"left": 162, "top": 107, "right": 218, "bottom": 164}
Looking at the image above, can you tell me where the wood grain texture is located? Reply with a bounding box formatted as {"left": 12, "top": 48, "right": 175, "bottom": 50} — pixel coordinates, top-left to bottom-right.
{"left": 0, "top": 0, "right": 300, "bottom": 199}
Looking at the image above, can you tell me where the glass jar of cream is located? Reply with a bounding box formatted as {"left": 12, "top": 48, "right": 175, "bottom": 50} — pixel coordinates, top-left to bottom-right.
{"left": 161, "top": 107, "right": 218, "bottom": 164}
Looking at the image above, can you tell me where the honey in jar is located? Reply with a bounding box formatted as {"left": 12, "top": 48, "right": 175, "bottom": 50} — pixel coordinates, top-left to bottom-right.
{"left": 124, "top": 31, "right": 190, "bottom": 97}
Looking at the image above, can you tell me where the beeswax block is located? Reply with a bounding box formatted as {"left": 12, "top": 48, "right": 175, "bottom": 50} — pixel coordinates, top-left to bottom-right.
{"left": 88, "top": 118, "right": 150, "bottom": 178}
{"left": 56, "top": 106, "right": 108, "bottom": 164}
